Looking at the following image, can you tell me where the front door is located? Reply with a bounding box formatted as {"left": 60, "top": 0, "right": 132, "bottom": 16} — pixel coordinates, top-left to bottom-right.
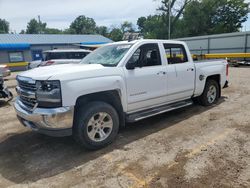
{"left": 124, "top": 43, "right": 168, "bottom": 112}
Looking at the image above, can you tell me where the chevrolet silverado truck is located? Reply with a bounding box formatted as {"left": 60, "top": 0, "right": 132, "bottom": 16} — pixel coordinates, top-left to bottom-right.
{"left": 14, "top": 40, "right": 229, "bottom": 150}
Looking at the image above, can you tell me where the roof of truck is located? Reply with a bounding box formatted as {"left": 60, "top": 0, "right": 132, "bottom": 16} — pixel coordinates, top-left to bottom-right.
{"left": 109, "top": 39, "right": 185, "bottom": 45}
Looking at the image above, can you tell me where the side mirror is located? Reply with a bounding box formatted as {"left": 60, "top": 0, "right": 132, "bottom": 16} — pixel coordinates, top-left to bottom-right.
{"left": 126, "top": 62, "right": 136, "bottom": 70}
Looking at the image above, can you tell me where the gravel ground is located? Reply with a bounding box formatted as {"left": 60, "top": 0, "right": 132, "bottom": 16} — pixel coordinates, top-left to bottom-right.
{"left": 0, "top": 67, "right": 249, "bottom": 188}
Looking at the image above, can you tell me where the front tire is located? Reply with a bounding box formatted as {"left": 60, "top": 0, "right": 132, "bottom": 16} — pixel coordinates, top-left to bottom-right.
{"left": 199, "top": 79, "right": 219, "bottom": 106}
{"left": 73, "top": 101, "right": 119, "bottom": 150}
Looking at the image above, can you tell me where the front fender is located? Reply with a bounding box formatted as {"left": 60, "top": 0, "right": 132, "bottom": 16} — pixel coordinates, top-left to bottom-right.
{"left": 61, "top": 76, "right": 127, "bottom": 111}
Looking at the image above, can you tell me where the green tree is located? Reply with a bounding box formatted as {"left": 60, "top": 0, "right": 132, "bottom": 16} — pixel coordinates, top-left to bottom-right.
{"left": 69, "top": 15, "right": 96, "bottom": 34}
{"left": 182, "top": 0, "right": 249, "bottom": 37}
{"left": 26, "top": 18, "right": 46, "bottom": 34}
{"left": 96, "top": 26, "right": 109, "bottom": 37}
{"left": 0, "top": 19, "right": 9, "bottom": 34}
{"left": 137, "top": 15, "right": 166, "bottom": 39}
{"left": 109, "top": 28, "right": 123, "bottom": 41}
{"left": 212, "top": 0, "right": 248, "bottom": 33}
{"left": 44, "top": 28, "right": 63, "bottom": 34}
{"left": 20, "top": 29, "right": 25, "bottom": 34}
{"left": 121, "top": 21, "right": 134, "bottom": 33}
{"left": 158, "top": 0, "right": 192, "bottom": 37}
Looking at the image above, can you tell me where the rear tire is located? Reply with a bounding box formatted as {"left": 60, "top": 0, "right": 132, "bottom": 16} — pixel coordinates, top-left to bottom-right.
{"left": 73, "top": 101, "right": 119, "bottom": 150}
{"left": 198, "top": 79, "right": 219, "bottom": 106}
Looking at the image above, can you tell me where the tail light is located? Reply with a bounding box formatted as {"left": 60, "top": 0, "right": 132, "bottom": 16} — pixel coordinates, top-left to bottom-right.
{"left": 45, "top": 61, "right": 55, "bottom": 66}
{"left": 226, "top": 63, "right": 229, "bottom": 76}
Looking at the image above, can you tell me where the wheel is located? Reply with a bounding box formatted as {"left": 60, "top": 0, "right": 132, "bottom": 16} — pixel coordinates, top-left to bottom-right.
{"left": 198, "top": 79, "right": 219, "bottom": 106}
{"left": 73, "top": 101, "right": 119, "bottom": 150}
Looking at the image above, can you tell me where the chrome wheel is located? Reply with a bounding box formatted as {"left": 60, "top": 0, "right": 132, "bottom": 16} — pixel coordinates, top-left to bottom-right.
{"left": 207, "top": 85, "right": 217, "bottom": 104}
{"left": 86, "top": 112, "right": 113, "bottom": 142}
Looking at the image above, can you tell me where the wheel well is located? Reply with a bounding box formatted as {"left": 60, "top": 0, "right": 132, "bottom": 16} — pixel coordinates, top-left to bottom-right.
{"left": 206, "top": 74, "right": 221, "bottom": 97}
{"left": 75, "top": 90, "right": 125, "bottom": 128}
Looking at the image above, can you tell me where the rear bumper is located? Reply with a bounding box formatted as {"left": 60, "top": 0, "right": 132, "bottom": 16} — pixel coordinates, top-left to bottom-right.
{"left": 14, "top": 99, "right": 74, "bottom": 137}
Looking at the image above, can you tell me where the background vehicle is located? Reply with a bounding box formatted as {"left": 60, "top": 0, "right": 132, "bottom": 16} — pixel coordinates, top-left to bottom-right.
{"left": 0, "top": 75, "right": 13, "bottom": 101}
{"left": 40, "top": 49, "right": 92, "bottom": 67}
{"left": 14, "top": 40, "right": 229, "bottom": 150}
{"left": 27, "top": 60, "right": 42, "bottom": 69}
{"left": 28, "top": 49, "right": 92, "bottom": 69}
{"left": 0, "top": 65, "right": 11, "bottom": 77}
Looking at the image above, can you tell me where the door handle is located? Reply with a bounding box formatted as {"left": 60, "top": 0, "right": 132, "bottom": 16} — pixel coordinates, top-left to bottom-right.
{"left": 157, "top": 71, "right": 166, "bottom": 75}
{"left": 187, "top": 68, "right": 194, "bottom": 71}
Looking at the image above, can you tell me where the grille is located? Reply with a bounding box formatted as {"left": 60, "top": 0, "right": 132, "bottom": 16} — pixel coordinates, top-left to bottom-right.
{"left": 18, "top": 80, "right": 36, "bottom": 92}
{"left": 20, "top": 95, "right": 37, "bottom": 108}
{"left": 17, "top": 77, "right": 37, "bottom": 110}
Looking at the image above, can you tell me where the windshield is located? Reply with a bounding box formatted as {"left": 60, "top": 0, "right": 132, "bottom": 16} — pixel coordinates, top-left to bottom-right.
{"left": 80, "top": 44, "right": 132, "bottom": 67}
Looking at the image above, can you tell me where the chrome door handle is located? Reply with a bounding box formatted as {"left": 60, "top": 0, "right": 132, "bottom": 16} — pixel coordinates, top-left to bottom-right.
{"left": 187, "top": 68, "right": 194, "bottom": 71}
{"left": 157, "top": 71, "right": 166, "bottom": 75}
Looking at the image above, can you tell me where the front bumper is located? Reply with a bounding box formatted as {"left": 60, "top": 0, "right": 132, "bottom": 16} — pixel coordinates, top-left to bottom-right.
{"left": 14, "top": 99, "right": 74, "bottom": 137}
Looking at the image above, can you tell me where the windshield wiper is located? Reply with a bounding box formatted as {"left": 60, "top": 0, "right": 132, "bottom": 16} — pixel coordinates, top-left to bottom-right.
{"left": 100, "top": 64, "right": 116, "bottom": 67}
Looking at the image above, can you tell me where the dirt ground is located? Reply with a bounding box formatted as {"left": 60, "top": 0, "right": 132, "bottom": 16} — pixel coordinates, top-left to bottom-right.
{"left": 0, "top": 67, "right": 250, "bottom": 188}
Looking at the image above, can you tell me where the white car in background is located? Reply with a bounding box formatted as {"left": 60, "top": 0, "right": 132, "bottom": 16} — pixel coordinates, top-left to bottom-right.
{"left": 28, "top": 49, "right": 92, "bottom": 69}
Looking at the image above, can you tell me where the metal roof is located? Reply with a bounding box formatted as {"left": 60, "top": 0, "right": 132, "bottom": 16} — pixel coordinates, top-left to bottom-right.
{"left": 0, "top": 34, "right": 112, "bottom": 45}
{"left": 176, "top": 31, "right": 250, "bottom": 41}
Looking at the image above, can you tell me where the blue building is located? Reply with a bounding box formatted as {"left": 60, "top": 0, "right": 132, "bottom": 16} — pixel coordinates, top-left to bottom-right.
{"left": 0, "top": 34, "right": 112, "bottom": 71}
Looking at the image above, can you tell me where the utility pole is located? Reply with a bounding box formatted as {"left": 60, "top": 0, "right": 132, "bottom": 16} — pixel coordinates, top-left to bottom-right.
{"left": 168, "top": 0, "right": 171, "bottom": 39}
{"left": 38, "top": 15, "right": 41, "bottom": 34}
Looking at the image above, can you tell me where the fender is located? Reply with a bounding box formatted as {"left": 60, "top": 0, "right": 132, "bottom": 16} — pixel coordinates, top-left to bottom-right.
{"left": 61, "top": 75, "right": 128, "bottom": 112}
{"left": 194, "top": 62, "right": 227, "bottom": 96}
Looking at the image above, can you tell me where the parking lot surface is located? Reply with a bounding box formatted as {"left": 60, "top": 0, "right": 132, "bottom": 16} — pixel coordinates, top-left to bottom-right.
{"left": 0, "top": 67, "right": 249, "bottom": 188}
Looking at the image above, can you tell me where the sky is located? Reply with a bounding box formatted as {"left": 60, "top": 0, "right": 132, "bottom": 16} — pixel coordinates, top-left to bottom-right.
{"left": 0, "top": 0, "right": 161, "bottom": 33}
{"left": 1, "top": 0, "right": 250, "bottom": 33}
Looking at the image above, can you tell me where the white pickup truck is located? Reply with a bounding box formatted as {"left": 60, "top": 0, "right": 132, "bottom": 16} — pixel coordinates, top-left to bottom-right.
{"left": 14, "top": 40, "right": 229, "bottom": 149}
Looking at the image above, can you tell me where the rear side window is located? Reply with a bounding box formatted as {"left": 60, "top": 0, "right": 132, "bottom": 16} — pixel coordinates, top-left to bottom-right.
{"left": 164, "top": 44, "right": 188, "bottom": 64}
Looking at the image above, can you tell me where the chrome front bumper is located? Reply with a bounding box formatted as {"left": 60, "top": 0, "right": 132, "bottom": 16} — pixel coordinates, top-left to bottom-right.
{"left": 14, "top": 99, "right": 74, "bottom": 137}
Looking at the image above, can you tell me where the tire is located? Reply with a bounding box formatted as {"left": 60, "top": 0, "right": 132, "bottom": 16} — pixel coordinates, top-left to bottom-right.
{"left": 198, "top": 79, "right": 219, "bottom": 106}
{"left": 73, "top": 101, "right": 119, "bottom": 150}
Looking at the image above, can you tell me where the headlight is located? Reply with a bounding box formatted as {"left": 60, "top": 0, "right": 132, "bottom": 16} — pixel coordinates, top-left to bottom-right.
{"left": 36, "top": 80, "right": 62, "bottom": 108}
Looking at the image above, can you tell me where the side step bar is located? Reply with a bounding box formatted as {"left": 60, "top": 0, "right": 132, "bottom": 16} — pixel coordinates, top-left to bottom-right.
{"left": 126, "top": 99, "right": 193, "bottom": 122}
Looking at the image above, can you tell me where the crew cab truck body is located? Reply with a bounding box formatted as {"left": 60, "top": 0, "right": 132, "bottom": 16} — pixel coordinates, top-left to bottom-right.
{"left": 14, "top": 40, "right": 229, "bottom": 149}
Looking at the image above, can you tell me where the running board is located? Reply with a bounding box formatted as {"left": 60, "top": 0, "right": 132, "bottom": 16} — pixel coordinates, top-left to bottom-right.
{"left": 126, "top": 99, "right": 193, "bottom": 122}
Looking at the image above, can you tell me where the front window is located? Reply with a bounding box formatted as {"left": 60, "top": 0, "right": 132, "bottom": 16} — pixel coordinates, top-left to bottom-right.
{"left": 9, "top": 52, "right": 24, "bottom": 62}
{"left": 80, "top": 44, "right": 132, "bottom": 67}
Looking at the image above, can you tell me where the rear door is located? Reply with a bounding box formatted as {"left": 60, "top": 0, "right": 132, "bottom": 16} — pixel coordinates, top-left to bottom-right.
{"left": 124, "top": 43, "right": 168, "bottom": 112}
{"left": 163, "top": 43, "right": 195, "bottom": 101}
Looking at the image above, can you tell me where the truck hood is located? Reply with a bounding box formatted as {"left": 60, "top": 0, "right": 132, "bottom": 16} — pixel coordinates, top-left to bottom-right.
{"left": 18, "top": 64, "right": 106, "bottom": 80}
